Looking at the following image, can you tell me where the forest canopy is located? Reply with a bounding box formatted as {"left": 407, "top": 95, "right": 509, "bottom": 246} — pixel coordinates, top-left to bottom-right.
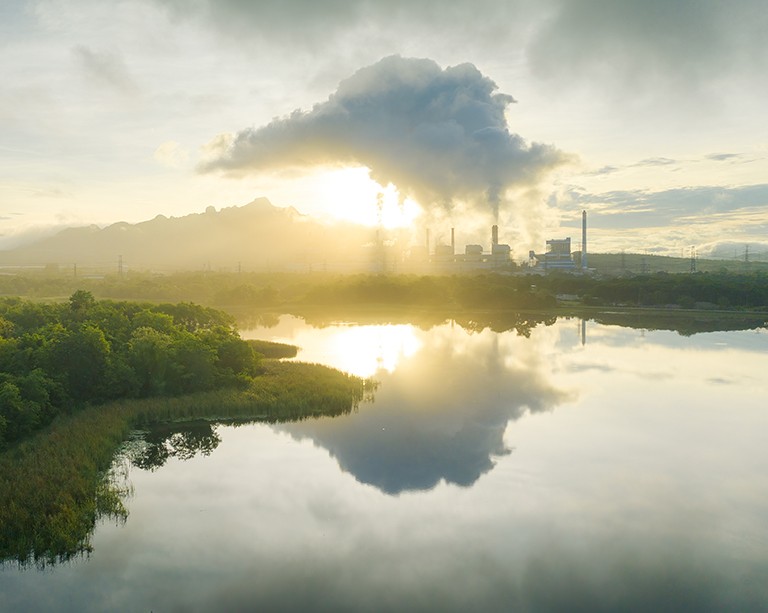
{"left": 0, "top": 291, "right": 260, "bottom": 448}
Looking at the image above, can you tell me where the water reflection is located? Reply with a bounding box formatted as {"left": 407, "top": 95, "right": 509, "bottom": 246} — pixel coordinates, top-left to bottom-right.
{"left": 2, "top": 315, "right": 768, "bottom": 611}
{"left": 278, "top": 324, "right": 572, "bottom": 494}
{"left": 128, "top": 420, "right": 222, "bottom": 471}
{"left": 129, "top": 320, "right": 571, "bottom": 495}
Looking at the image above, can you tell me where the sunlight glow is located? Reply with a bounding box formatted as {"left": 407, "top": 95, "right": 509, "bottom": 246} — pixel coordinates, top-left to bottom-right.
{"left": 318, "top": 324, "right": 423, "bottom": 378}
{"left": 324, "top": 168, "right": 422, "bottom": 229}
{"left": 273, "top": 167, "right": 422, "bottom": 228}
{"left": 254, "top": 321, "right": 424, "bottom": 379}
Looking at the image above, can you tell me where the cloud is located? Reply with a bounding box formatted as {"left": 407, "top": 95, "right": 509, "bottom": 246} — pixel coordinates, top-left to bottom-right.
{"left": 527, "top": 0, "right": 768, "bottom": 97}
{"left": 634, "top": 157, "right": 677, "bottom": 167}
{"left": 590, "top": 165, "right": 620, "bottom": 176}
{"left": 72, "top": 45, "right": 139, "bottom": 94}
{"left": 555, "top": 183, "right": 768, "bottom": 255}
{"left": 153, "top": 141, "right": 189, "bottom": 168}
{"left": 152, "top": 0, "right": 538, "bottom": 53}
{"left": 150, "top": 0, "right": 768, "bottom": 105}
{"left": 706, "top": 152, "right": 742, "bottom": 162}
{"left": 563, "top": 184, "right": 768, "bottom": 228}
{"left": 200, "top": 55, "right": 571, "bottom": 219}
{"left": 698, "top": 240, "right": 768, "bottom": 260}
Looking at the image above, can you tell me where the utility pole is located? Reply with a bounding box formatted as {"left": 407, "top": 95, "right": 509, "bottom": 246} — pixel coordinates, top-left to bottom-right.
{"left": 690, "top": 246, "right": 697, "bottom": 273}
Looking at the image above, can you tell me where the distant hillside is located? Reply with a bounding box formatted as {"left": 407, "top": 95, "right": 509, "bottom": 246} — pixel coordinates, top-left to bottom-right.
{"left": 0, "top": 198, "right": 376, "bottom": 273}
{"left": 583, "top": 252, "right": 768, "bottom": 275}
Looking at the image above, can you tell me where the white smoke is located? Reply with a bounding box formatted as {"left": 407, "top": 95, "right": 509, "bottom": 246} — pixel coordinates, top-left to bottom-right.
{"left": 199, "top": 55, "right": 570, "bottom": 221}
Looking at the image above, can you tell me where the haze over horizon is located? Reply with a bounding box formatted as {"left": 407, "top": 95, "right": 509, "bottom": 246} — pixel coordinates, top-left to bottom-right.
{"left": 3, "top": 0, "right": 768, "bottom": 258}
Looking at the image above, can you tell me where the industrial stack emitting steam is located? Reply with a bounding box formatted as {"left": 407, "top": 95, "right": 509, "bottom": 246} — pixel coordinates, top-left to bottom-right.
{"left": 199, "top": 55, "right": 570, "bottom": 226}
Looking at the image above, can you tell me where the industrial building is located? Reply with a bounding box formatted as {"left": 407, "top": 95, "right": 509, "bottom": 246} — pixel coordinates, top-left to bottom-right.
{"left": 393, "top": 211, "right": 589, "bottom": 274}
{"left": 404, "top": 224, "right": 515, "bottom": 272}
{"left": 527, "top": 210, "right": 589, "bottom": 272}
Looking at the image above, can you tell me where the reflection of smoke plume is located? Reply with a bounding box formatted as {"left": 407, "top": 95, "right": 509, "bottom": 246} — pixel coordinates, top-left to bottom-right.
{"left": 280, "top": 326, "right": 571, "bottom": 494}
{"left": 200, "top": 55, "right": 570, "bottom": 219}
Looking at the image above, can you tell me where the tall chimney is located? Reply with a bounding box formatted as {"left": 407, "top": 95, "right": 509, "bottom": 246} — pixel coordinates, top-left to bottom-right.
{"left": 492, "top": 224, "right": 499, "bottom": 246}
{"left": 582, "top": 210, "right": 588, "bottom": 270}
{"left": 451, "top": 227, "right": 455, "bottom": 255}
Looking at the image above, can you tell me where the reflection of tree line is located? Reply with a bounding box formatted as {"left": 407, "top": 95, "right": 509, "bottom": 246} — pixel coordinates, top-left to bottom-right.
{"left": 266, "top": 307, "right": 764, "bottom": 338}
{"left": 129, "top": 420, "right": 223, "bottom": 470}
{"left": 285, "top": 308, "right": 558, "bottom": 336}
{"left": 585, "top": 310, "right": 767, "bottom": 336}
{"left": 0, "top": 360, "right": 370, "bottom": 567}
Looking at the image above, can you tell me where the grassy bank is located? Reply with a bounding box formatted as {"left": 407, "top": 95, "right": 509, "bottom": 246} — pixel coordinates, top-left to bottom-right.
{"left": 0, "top": 360, "right": 370, "bottom": 567}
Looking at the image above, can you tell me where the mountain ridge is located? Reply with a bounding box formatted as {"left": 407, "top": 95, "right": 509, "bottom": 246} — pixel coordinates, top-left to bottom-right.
{"left": 0, "top": 198, "right": 373, "bottom": 272}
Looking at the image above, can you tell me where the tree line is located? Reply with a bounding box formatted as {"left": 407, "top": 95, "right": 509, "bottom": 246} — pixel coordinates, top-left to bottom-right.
{"left": 1, "top": 270, "right": 767, "bottom": 313}
{"left": 534, "top": 270, "right": 768, "bottom": 309}
{"left": 0, "top": 291, "right": 260, "bottom": 448}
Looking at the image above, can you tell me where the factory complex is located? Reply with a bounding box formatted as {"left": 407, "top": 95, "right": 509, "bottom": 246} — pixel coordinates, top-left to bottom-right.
{"left": 395, "top": 211, "right": 589, "bottom": 274}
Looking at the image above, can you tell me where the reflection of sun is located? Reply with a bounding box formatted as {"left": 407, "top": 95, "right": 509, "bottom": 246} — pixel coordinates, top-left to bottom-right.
{"left": 309, "top": 324, "right": 422, "bottom": 378}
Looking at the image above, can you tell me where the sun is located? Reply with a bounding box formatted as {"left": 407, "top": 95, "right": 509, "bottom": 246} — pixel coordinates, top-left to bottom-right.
{"left": 320, "top": 167, "right": 422, "bottom": 228}
{"left": 267, "top": 166, "right": 422, "bottom": 228}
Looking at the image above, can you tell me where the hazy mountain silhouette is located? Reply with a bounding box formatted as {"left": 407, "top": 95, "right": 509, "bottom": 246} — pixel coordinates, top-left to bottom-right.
{"left": 0, "top": 198, "right": 376, "bottom": 272}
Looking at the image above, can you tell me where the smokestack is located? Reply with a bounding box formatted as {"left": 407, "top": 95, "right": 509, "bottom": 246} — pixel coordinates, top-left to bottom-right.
{"left": 492, "top": 224, "right": 499, "bottom": 246}
{"left": 582, "top": 210, "right": 587, "bottom": 270}
{"left": 451, "top": 228, "right": 455, "bottom": 255}
{"left": 426, "top": 228, "right": 430, "bottom": 255}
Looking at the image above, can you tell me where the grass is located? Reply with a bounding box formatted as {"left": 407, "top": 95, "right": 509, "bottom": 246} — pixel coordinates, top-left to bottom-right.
{"left": 246, "top": 339, "right": 299, "bottom": 359}
{"left": 0, "top": 360, "right": 371, "bottom": 567}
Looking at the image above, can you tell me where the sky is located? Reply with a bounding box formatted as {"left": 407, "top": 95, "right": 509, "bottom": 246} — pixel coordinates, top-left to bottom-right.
{"left": 2, "top": 0, "right": 768, "bottom": 258}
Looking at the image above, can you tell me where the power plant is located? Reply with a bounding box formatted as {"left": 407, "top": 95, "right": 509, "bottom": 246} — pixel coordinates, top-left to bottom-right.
{"left": 527, "top": 210, "right": 588, "bottom": 272}
{"left": 367, "top": 211, "right": 589, "bottom": 274}
{"left": 407, "top": 223, "right": 515, "bottom": 271}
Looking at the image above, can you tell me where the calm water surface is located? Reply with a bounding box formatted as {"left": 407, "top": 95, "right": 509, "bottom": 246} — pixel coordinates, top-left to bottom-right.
{"left": 2, "top": 316, "right": 767, "bottom": 611}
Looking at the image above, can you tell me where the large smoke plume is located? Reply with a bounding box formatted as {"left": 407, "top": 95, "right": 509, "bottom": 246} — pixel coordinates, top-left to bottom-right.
{"left": 200, "top": 55, "right": 569, "bottom": 221}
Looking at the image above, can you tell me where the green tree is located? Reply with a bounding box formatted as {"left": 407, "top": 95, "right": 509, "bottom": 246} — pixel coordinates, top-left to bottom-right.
{"left": 168, "top": 333, "right": 217, "bottom": 393}
{"left": 0, "top": 380, "right": 40, "bottom": 442}
{"left": 132, "top": 310, "right": 176, "bottom": 334}
{"left": 48, "top": 324, "right": 111, "bottom": 401}
{"left": 216, "top": 335, "right": 260, "bottom": 377}
{"left": 68, "top": 289, "right": 96, "bottom": 314}
{"left": 128, "top": 327, "right": 174, "bottom": 396}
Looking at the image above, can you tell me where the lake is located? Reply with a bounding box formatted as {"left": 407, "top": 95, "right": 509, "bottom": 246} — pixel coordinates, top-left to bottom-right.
{"left": 2, "top": 314, "right": 767, "bottom": 611}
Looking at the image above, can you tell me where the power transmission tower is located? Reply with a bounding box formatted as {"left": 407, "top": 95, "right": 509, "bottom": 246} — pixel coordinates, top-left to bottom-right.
{"left": 690, "top": 246, "right": 696, "bottom": 273}
{"left": 118, "top": 255, "right": 123, "bottom": 277}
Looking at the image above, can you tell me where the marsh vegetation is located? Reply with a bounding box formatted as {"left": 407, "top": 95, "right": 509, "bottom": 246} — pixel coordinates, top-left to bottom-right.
{"left": 0, "top": 291, "right": 369, "bottom": 566}
{"left": 0, "top": 360, "right": 369, "bottom": 566}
